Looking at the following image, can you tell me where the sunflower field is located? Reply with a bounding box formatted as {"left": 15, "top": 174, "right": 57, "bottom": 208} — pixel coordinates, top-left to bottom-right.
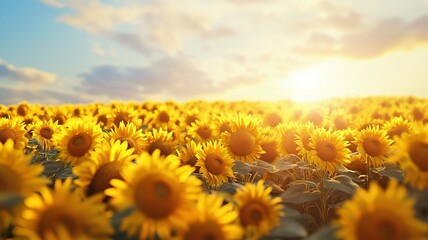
{"left": 1, "top": 96, "right": 428, "bottom": 240}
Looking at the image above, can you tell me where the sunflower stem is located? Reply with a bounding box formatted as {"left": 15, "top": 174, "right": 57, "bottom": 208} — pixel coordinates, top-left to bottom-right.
{"left": 366, "top": 157, "right": 371, "bottom": 189}
{"left": 319, "top": 170, "right": 328, "bottom": 225}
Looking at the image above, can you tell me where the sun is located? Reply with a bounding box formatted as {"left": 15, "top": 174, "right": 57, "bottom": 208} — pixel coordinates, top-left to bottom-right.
{"left": 286, "top": 69, "right": 322, "bottom": 102}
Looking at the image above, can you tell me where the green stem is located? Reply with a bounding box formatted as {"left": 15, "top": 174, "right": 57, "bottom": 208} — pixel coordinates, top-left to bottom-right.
{"left": 319, "top": 170, "right": 328, "bottom": 225}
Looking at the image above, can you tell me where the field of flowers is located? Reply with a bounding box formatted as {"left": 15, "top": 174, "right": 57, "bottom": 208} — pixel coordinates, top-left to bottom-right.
{"left": 0, "top": 96, "right": 428, "bottom": 240}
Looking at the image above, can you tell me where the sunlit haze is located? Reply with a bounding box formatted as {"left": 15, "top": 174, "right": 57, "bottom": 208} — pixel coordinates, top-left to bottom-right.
{"left": 1, "top": 0, "right": 428, "bottom": 104}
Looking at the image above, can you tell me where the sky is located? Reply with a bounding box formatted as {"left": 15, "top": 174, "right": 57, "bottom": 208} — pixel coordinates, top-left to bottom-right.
{"left": 1, "top": 0, "right": 428, "bottom": 105}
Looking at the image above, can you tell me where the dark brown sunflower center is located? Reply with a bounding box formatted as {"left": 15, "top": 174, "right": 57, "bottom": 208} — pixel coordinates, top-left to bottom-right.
{"left": 114, "top": 114, "right": 128, "bottom": 127}
{"left": 260, "top": 141, "right": 278, "bottom": 163}
{"left": 157, "top": 111, "right": 170, "bottom": 123}
{"left": 363, "top": 136, "right": 383, "bottom": 157}
{"left": 147, "top": 141, "right": 172, "bottom": 156}
{"left": 239, "top": 200, "right": 268, "bottom": 226}
{"left": 97, "top": 114, "right": 108, "bottom": 125}
{"left": 387, "top": 126, "right": 408, "bottom": 139}
{"left": 219, "top": 123, "right": 231, "bottom": 133}
{"left": 316, "top": 141, "right": 337, "bottom": 162}
{"left": 67, "top": 133, "right": 93, "bottom": 157}
{"left": 184, "top": 221, "right": 225, "bottom": 240}
{"left": 186, "top": 115, "right": 198, "bottom": 126}
{"left": 334, "top": 117, "right": 348, "bottom": 130}
{"left": 134, "top": 174, "right": 180, "bottom": 219}
{"left": 40, "top": 127, "right": 54, "bottom": 139}
{"left": 186, "top": 156, "right": 198, "bottom": 167}
{"left": 265, "top": 113, "right": 283, "bottom": 127}
{"left": 53, "top": 114, "right": 66, "bottom": 125}
{"left": 282, "top": 131, "right": 299, "bottom": 155}
{"left": 197, "top": 126, "right": 212, "bottom": 140}
{"left": 356, "top": 211, "right": 404, "bottom": 240}
{"left": 36, "top": 206, "right": 82, "bottom": 238}
{"left": 409, "top": 141, "right": 428, "bottom": 172}
{"left": 118, "top": 137, "right": 137, "bottom": 151}
{"left": 0, "top": 164, "right": 21, "bottom": 193}
{"left": 205, "top": 153, "right": 225, "bottom": 175}
{"left": 230, "top": 129, "right": 255, "bottom": 156}
{"left": 87, "top": 161, "right": 123, "bottom": 196}
{"left": 0, "top": 128, "right": 16, "bottom": 144}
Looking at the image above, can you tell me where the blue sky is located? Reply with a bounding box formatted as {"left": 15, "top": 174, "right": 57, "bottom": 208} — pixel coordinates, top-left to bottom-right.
{"left": 1, "top": 0, "right": 428, "bottom": 105}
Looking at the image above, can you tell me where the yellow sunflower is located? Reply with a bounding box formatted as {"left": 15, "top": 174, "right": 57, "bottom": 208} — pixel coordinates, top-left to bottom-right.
{"left": 335, "top": 180, "right": 427, "bottom": 240}
{"left": 0, "top": 117, "right": 27, "bottom": 149}
{"left": 259, "top": 129, "right": 281, "bottom": 164}
{"left": 108, "top": 105, "right": 138, "bottom": 128}
{"left": 73, "top": 140, "right": 136, "bottom": 198}
{"left": 329, "top": 108, "right": 352, "bottom": 130}
{"left": 215, "top": 114, "right": 232, "bottom": 134}
{"left": 0, "top": 139, "right": 47, "bottom": 196}
{"left": 106, "top": 121, "right": 147, "bottom": 154}
{"left": 308, "top": 128, "right": 351, "bottom": 175}
{"left": 262, "top": 110, "right": 284, "bottom": 128}
{"left": 341, "top": 128, "right": 358, "bottom": 153}
{"left": 105, "top": 150, "right": 202, "bottom": 239}
{"left": 55, "top": 118, "right": 103, "bottom": 166}
{"left": 382, "top": 116, "right": 413, "bottom": 140}
{"left": 354, "top": 126, "right": 393, "bottom": 168}
{"left": 31, "top": 119, "right": 61, "bottom": 150}
{"left": 221, "top": 114, "right": 264, "bottom": 163}
{"left": 389, "top": 125, "right": 428, "bottom": 190}
{"left": 277, "top": 122, "right": 300, "bottom": 156}
{"left": 188, "top": 119, "right": 216, "bottom": 143}
{"left": 144, "top": 127, "right": 176, "bottom": 156}
{"left": 177, "top": 193, "right": 243, "bottom": 240}
{"left": 234, "top": 180, "right": 284, "bottom": 239}
{"left": 295, "top": 122, "right": 316, "bottom": 161}
{"left": 14, "top": 178, "right": 113, "bottom": 240}
{"left": 177, "top": 139, "right": 202, "bottom": 169}
{"left": 196, "top": 140, "right": 235, "bottom": 187}
{"left": 146, "top": 105, "right": 177, "bottom": 128}
{"left": 48, "top": 109, "right": 69, "bottom": 125}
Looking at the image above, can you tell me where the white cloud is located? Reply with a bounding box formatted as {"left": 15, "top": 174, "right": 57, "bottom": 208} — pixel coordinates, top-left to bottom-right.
{"left": 0, "top": 59, "right": 57, "bottom": 84}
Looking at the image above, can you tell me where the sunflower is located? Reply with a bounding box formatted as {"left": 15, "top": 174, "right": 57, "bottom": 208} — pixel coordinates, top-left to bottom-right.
{"left": 14, "top": 178, "right": 113, "bottom": 240}
{"left": 329, "top": 108, "right": 352, "bottom": 130}
{"left": 0, "top": 117, "right": 27, "bottom": 149}
{"left": 146, "top": 105, "right": 177, "bottom": 129}
{"left": 188, "top": 119, "right": 216, "bottom": 143}
{"left": 382, "top": 116, "right": 413, "bottom": 140}
{"left": 196, "top": 140, "right": 235, "bottom": 187}
{"left": 177, "top": 139, "right": 202, "bottom": 169}
{"left": 55, "top": 118, "right": 103, "bottom": 166}
{"left": 258, "top": 129, "right": 280, "bottom": 164}
{"left": 389, "top": 125, "right": 428, "bottom": 190}
{"left": 354, "top": 126, "right": 393, "bottom": 168}
{"left": 106, "top": 121, "right": 147, "bottom": 155}
{"left": 49, "top": 109, "right": 68, "bottom": 125}
{"left": 105, "top": 150, "right": 202, "bottom": 239}
{"left": 308, "top": 128, "right": 351, "bottom": 174}
{"left": 341, "top": 128, "right": 358, "bottom": 153}
{"left": 0, "top": 139, "right": 47, "bottom": 196}
{"left": 221, "top": 114, "right": 264, "bottom": 163}
{"left": 335, "top": 180, "right": 427, "bottom": 240}
{"left": 144, "top": 128, "right": 176, "bottom": 156}
{"left": 295, "top": 122, "right": 315, "bottom": 161}
{"left": 276, "top": 122, "right": 300, "bottom": 156}
{"left": 73, "top": 140, "right": 136, "bottom": 198}
{"left": 31, "top": 119, "right": 61, "bottom": 150}
{"left": 177, "top": 193, "right": 243, "bottom": 240}
{"left": 108, "top": 105, "right": 138, "bottom": 128}
{"left": 234, "top": 180, "right": 284, "bottom": 239}
{"left": 263, "top": 111, "right": 283, "bottom": 128}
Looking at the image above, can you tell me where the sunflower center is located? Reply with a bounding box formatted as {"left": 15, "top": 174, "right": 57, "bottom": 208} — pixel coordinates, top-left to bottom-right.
{"left": 134, "top": 173, "right": 180, "bottom": 219}
{"left": 148, "top": 141, "right": 172, "bottom": 156}
{"left": 87, "top": 161, "right": 123, "bottom": 196}
{"left": 265, "top": 113, "right": 283, "bottom": 127}
{"left": 316, "top": 141, "right": 337, "bottom": 162}
{"left": 67, "top": 133, "right": 93, "bottom": 157}
{"left": 53, "top": 114, "right": 66, "bottom": 125}
{"left": 230, "top": 129, "right": 255, "bottom": 156}
{"left": 334, "top": 117, "right": 348, "bottom": 130}
{"left": 281, "top": 131, "right": 299, "bottom": 155}
{"left": 205, "top": 153, "right": 225, "bottom": 175}
{"left": 184, "top": 221, "right": 225, "bottom": 240}
{"left": 239, "top": 200, "right": 268, "bottom": 226}
{"left": 260, "top": 141, "right": 278, "bottom": 163}
{"left": 97, "top": 114, "right": 108, "bottom": 125}
{"left": 186, "top": 156, "right": 198, "bottom": 167}
{"left": 197, "top": 126, "right": 212, "bottom": 140}
{"left": 118, "top": 137, "right": 137, "bottom": 151}
{"left": 157, "top": 111, "right": 170, "bottom": 123}
{"left": 36, "top": 206, "right": 82, "bottom": 238}
{"left": 186, "top": 115, "right": 198, "bottom": 126}
{"left": 302, "top": 135, "right": 311, "bottom": 151}
{"left": 0, "top": 128, "right": 16, "bottom": 144}
{"left": 220, "top": 123, "right": 231, "bottom": 133}
{"left": 114, "top": 113, "right": 127, "bottom": 127}
{"left": 40, "top": 127, "right": 54, "bottom": 139}
{"left": 356, "top": 211, "right": 404, "bottom": 240}
{"left": 409, "top": 141, "right": 428, "bottom": 172}
{"left": 387, "top": 126, "right": 408, "bottom": 138}
{"left": 0, "top": 164, "right": 21, "bottom": 193}
{"left": 363, "top": 136, "right": 382, "bottom": 157}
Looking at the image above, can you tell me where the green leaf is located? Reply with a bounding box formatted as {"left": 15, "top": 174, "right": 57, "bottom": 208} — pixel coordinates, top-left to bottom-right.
{"left": 375, "top": 163, "right": 404, "bottom": 180}
{"left": 280, "top": 183, "right": 321, "bottom": 203}
{"left": 219, "top": 182, "right": 244, "bottom": 194}
{"left": 232, "top": 160, "right": 251, "bottom": 174}
{"left": 42, "top": 160, "right": 66, "bottom": 175}
{"left": 0, "top": 193, "right": 23, "bottom": 208}
{"left": 250, "top": 160, "right": 275, "bottom": 175}
{"left": 307, "top": 225, "right": 340, "bottom": 240}
{"left": 323, "top": 175, "right": 360, "bottom": 195}
{"left": 261, "top": 218, "right": 308, "bottom": 239}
